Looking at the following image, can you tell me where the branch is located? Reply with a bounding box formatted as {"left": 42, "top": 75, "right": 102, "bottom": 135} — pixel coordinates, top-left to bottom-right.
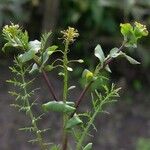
{"left": 33, "top": 56, "right": 58, "bottom": 101}
{"left": 42, "top": 70, "right": 58, "bottom": 101}
{"left": 72, "top": 42, "right": 126, "bottom": 117}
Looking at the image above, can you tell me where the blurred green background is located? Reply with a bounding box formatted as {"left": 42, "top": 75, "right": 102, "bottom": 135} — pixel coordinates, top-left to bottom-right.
{"left": 0, "top": 0, "right": 150, "bottom": 150}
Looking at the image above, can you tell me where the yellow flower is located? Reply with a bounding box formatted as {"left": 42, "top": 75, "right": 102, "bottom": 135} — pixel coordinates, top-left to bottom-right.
{"left": 61, "top": 27, "right": 79, "bottom": 44}
{"left": 3, "top": 23, "right": 20, "bottom": 36}
{"left": 134, "top": 22, "right": 148, "bottom": 37}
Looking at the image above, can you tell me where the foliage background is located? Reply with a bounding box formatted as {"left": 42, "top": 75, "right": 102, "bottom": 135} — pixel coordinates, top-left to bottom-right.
{"left": 0, "top": 0, "right": 150, "bottom": 150}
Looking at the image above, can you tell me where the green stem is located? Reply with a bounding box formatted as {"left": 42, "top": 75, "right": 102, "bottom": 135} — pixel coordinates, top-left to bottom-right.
{"left": 73, "top": 42, "right": 126, "bottom": 116}
{"left": 20, "top": 65, "right": 46, "bottom": 150}
{"left": 62, "top": 41, "right": 69, "bottom": 150}
{"left": 76, "top": 110, "right": 98, "bottom": 150}
{"left": 76, "top": 95, "right": 110, "bottom": 150}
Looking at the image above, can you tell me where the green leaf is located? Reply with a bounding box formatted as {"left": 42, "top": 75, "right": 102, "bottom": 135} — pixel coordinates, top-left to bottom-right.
{"left": 29, "top": 63, "right": 38, "bottom": 74}
{"left": 18, "top": 50, "right": 35, "bottom": 63}
{"left": 109, "top": 48, "right": 119, "bottom": 58}
{"left": 18, "top": 40, "right": 41, "bottom": 63}
{"left": 83, "top": 143, "right": 93, "bottom": 150}
{"left": 121, "top": 52, "right": 140, "bottom": 65}
{"left": 28, "top": 40, "right": 41, "bottom": 53}
{"left": 105, "top": 65, "right": 111, "bottom": 73}
{"left": 65, "top": 115, "right": 83, "bottom": 129}
{"left": 47, "top": 45, "right": 58, "bottom": 55}
{"left": 68, "top": 86, "right": 76, "bottom": 91}
{"left": 94, "top": 44, "right": 105, "bottom": 64}
{"left": 42, "top": 101, "right": 75, "bottom": 114}
{"left": 41, "top": 45, "right": 58, "bottom": 66}
{"left": 120, "top": 23, "right": 133, "bottom": 39}
{"left": 41, "top": 32, "right": 52, "bottom": 50}
{"left": 120, "top": 22, "right": 148, "bottom": 48}
{"left": 120, "top": 23, "right": 137, "bottom": 48}
{"left": 2, "top": 43, "right": 12, "bottom": 52}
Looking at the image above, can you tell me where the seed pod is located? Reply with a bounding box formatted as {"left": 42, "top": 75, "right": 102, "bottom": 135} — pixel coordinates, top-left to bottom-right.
{"left": 65, "top": 114, "right": 83, "bottom": 129}
{"left": 83, "top": 143, "right": 93, "bottom": 150}
{"left": 42, "top": 101, "right": 75, "bottom": 114}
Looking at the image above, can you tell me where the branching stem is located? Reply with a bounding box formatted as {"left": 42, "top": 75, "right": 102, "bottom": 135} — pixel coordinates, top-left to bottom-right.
{"left": 76, "top": 94, "right": 111, "bottom": 150}
{"left": 73, "top": 42, "right": 126, "bottom": 116}
{"left": 20, "top": 64, "right": 46, "bottom": 150}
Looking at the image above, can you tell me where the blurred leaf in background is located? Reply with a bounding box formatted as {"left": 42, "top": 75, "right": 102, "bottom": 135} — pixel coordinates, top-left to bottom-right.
{"left": 0, "top": 0, "right": 30, "bottom": 28}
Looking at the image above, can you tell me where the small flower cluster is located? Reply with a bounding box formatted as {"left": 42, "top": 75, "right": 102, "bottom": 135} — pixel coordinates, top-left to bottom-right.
{"left": 3, "top": 23, "right": 21, "bottom": 37}
{"left": 134, "top": 22, "right": 148, "bottom": 37}
{"left": 61, "top": 27, "right": 79, "bottom": 44}
{"left": 120, "top": 22, "right": 148, "bottom": 47}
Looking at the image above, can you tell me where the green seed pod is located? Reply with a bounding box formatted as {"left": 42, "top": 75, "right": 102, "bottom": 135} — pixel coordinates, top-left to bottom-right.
{"left": 42, "top": 101, "right": 75, "bottom": 114}
{"left": 65, "top": 114, "right": 83, "bottom": 129}
{"left": 83, "top": 143, "right": 93, "bottom": 150}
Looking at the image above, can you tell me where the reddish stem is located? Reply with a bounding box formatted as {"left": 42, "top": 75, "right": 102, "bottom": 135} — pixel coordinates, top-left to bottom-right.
{"left": 70, "top": 81, "right": 93, "bottom": 117}
{"left": 71, "top": 43, "right": 125, "bottom": 117}
{"left": 42, "top": 70, "right": 58, "bottom": 101}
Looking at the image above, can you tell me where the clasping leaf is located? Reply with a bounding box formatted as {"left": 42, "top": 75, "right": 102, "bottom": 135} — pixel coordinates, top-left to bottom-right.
{"left": 65, "top": 114, "right": 83, "bottom": 129}
{"left": 42, "top": 101, "right": 75, "bottom": 114}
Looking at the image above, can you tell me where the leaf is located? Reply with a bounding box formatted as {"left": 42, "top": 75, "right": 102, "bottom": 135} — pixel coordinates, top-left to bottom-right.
{"left": 42, "top": 101, "right": 75, "bottom": 114}
{"left": 41, "top": 32, "right": 52, "bottom": 49}
{"left": 2, "top": 43, "right": 13, "bottom": 52}
{"left": 120, "top": 23, "right": 137, "bottom": 48}
{"left": 29, "top": 63, "right": 38, "bottom": 74}
{"left": 28, "top": 40, "right": 41, "bottom": 53}
{"left": 120, "top": 23, "right": 133, "bottom": 39}
{"left": 65, "top": 115, "right": 83, "bottom": 129}
{"left": 120, "top": 22, "right": 148, "bottom": 48}
{"left": 83, "top": 143, "right": 93, "bottom": 150}
{"left": 18, "top": 40, "right": 41, "bottom": 63}
{"left": 18, "top": 49, "right": 36, "bottom": 63}
{"left": 109, "top": 47, "right": 119, "bottom": 58}
{"left": 120, "top": 52, "right": 140, "bottom": 65}
{"left": 94, "top": 44, "right": 105, "bottom": 64}
{"left": 47, "top": 45, "right": 58, "bottom": 55}
{"left": 41, "top": 45, "right": 58, "bottom": 66}
{"left": 68, "top": 86, "right": 76, "bottom": 91}
{"left": 105, "top": 65, "right": 111, "bottom": 73}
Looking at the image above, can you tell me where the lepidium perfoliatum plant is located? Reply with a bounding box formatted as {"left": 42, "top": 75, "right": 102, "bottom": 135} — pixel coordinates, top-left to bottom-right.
{"left": 2, "top": 22, "right": 148, "bottom": 150}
